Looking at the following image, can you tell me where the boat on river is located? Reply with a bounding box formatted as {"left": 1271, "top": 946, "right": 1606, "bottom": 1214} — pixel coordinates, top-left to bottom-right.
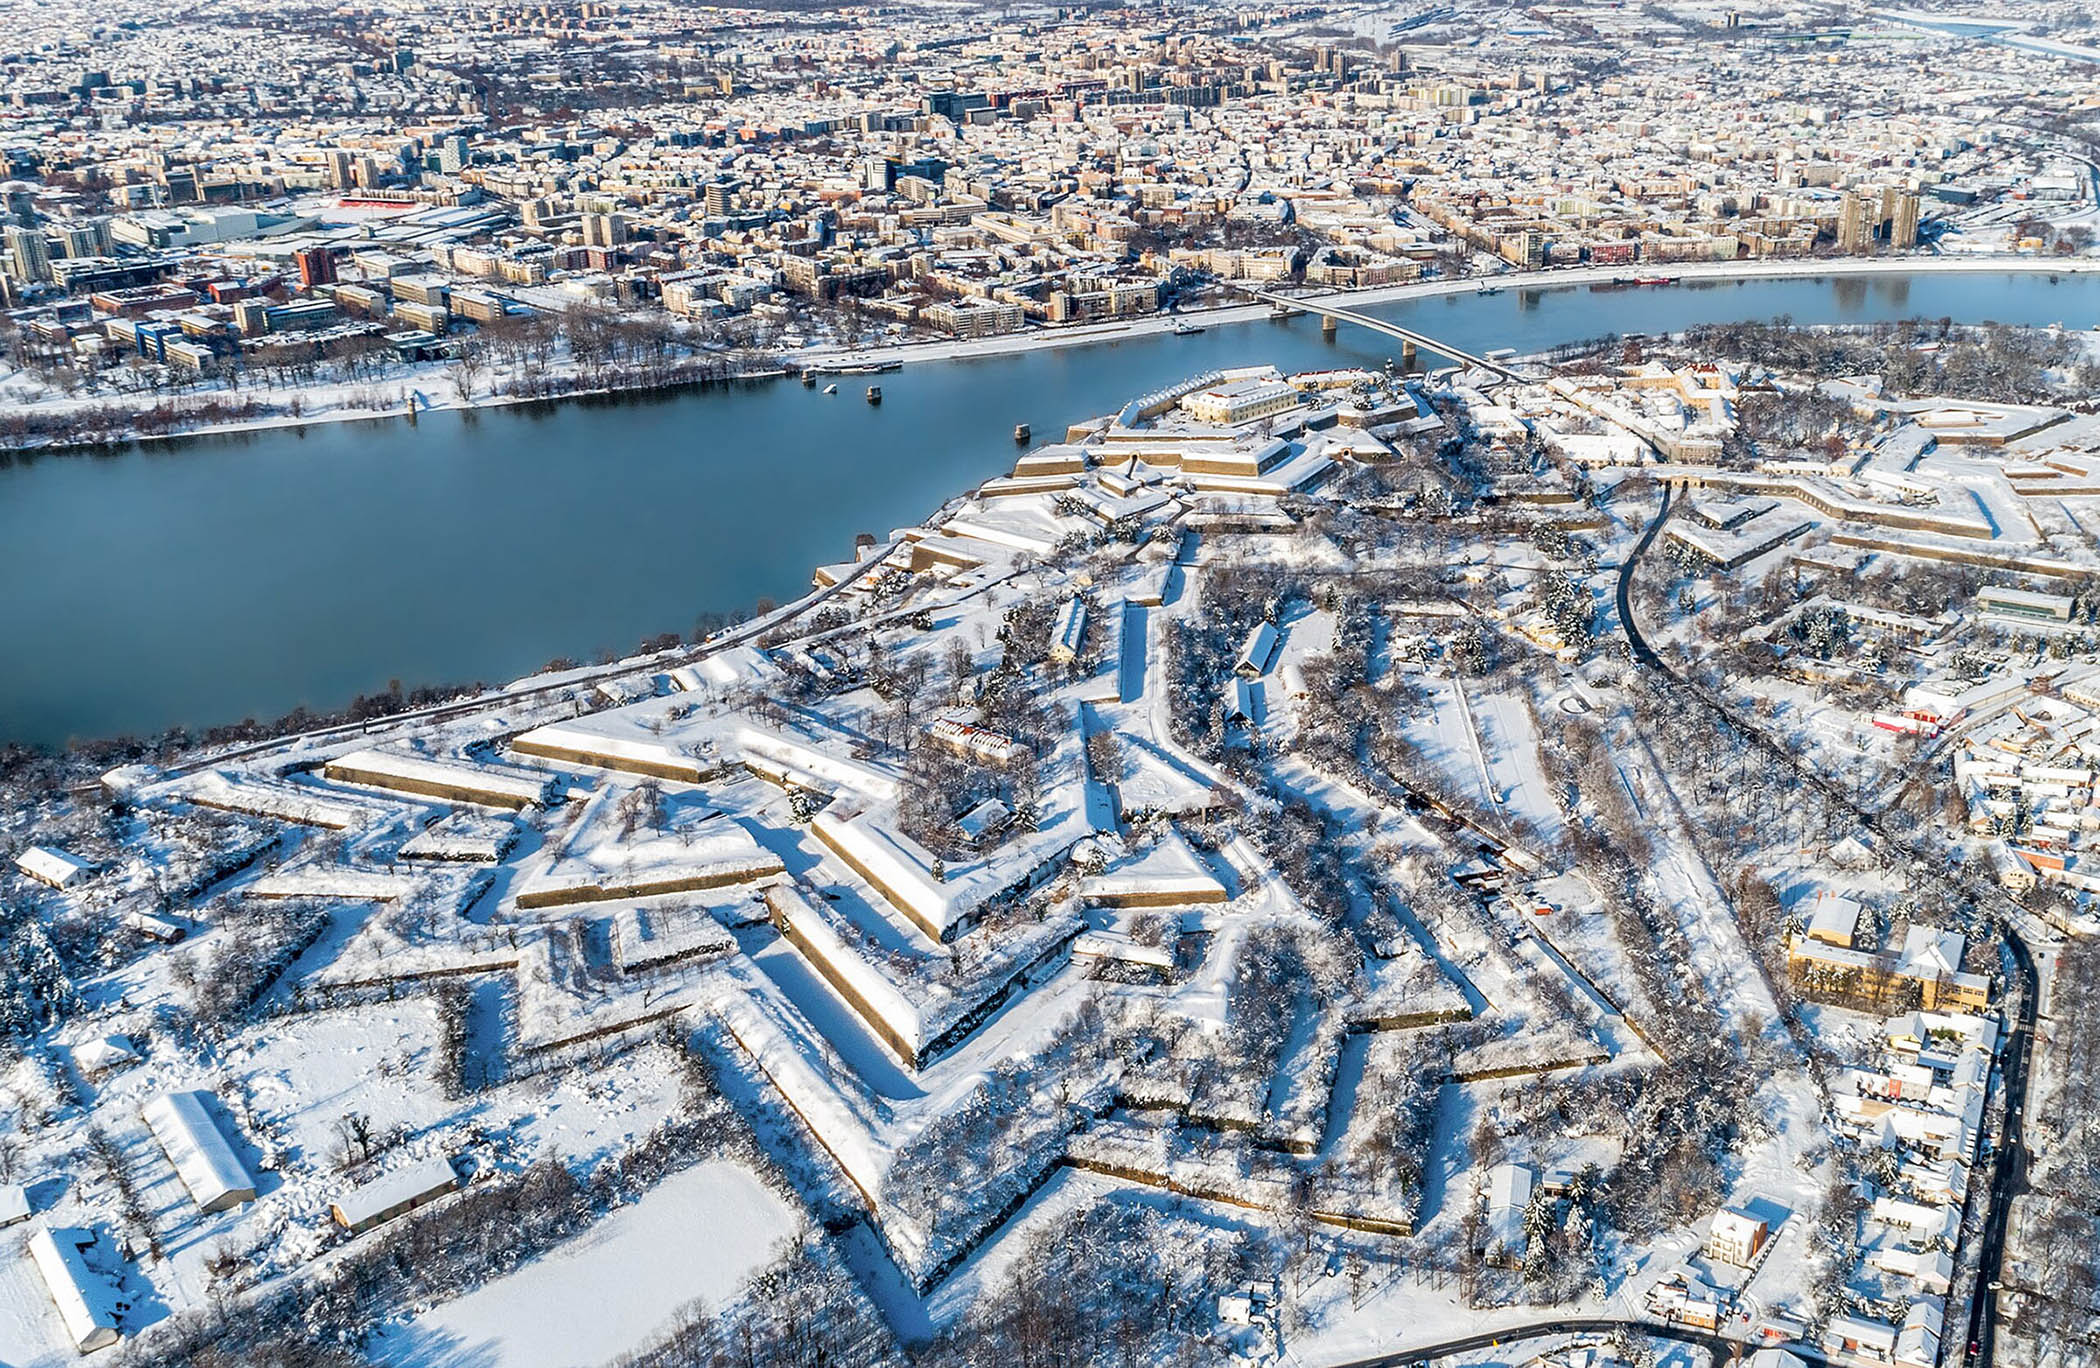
{"left": 807, "top": 359, "right": 902, "bottom": 376}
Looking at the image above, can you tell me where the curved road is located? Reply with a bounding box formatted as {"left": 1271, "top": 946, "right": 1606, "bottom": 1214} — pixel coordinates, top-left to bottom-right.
{"left": 1325, "top": 1313, "right": 1835, "bottom": 1368}
{"left": 1616, "top": 492, "right": 2038, "bottom": 1368}
{"left": 1615, "top": 486, "right": 1674, "bottom": 671}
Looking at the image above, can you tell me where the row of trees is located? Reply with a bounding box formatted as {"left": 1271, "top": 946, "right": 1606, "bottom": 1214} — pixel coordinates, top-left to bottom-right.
{"left": 1526, "top": 708, "right": 1772, "bottom": 1236}
{"left": 168, "top": 899, "right": 332, "bottom": 1032}
{"left": 2022, "top": 933, "right": 2100, "bottom": 1362}
{"left": 884, "top": 996, "right": 1122, "bottom": 1278}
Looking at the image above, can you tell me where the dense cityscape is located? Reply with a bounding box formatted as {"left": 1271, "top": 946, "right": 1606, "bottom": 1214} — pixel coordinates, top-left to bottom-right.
{"left": 1, "top": 2, "right": 2099, "bottom": 1368}
{"left": 1, "top": 0, "right": 2098, "bottom": 444}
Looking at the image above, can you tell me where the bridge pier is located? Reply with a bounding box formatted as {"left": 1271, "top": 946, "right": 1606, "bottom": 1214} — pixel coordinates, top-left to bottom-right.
{"left": 1241, "top": 287, "right": 1519, "bottom": 381}
{"left": 1401, "top": 340, "right": 1418, "bottom": 369}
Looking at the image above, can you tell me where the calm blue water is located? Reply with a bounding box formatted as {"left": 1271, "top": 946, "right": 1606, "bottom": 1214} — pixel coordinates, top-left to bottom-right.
{"left": 1, "top": 270, "right": 2093, "bottom": 748}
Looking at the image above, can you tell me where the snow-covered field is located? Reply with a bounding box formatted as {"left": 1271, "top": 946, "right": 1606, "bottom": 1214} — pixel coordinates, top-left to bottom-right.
{"left": 370, "top": 1161, "right": 797, "bottom": 1368}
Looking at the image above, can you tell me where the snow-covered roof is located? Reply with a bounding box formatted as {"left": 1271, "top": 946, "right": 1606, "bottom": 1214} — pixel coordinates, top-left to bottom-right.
{"left": 27, "top": 1226, "right": 123, "bottom": 1353}
{"left": 1747, "top": 1351, "right": 1809, "bottom": 1368}
{"left": 955, "top": 798, "right": 1010, "bottom": 841}
{"left": 142, "top": 1092, "right": 257, "bottom": 1214}
{"left": 323, "top": 747, "right": 553, "bottom": 809}
{"left": 73, "top": 1036, "right": 139, "bottom": 1077}
{"left": 0, "top": 1184, "right": 29, "bottom": 1228}
{"left": 332, "top": 1154, "right": 460, "bottom": 1231}
{"left": 15, "top": 845, "right": 91, "bottom": 888}
{"left": 1235, "top": 622, "right": 1279, "bottom": 677}
{"left": 1710, "top": 1207, "right": 1765, "bottom": 1242}
{"left": 1487, "top": 1161, "right": 1534, "bottom": 1214}
{"left": 1805, "top": 889, "right": 1862, "bottom": 943}
{"left": 1897, "top": 926, "right": 1965, "bottom": 978}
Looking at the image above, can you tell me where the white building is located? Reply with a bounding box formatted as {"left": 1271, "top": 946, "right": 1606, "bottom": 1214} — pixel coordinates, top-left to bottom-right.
{"left": 15, "top": 845, "right": 91, "bottom": 889}
{"left": 1180, "top": 377, "right": 1300, "bottom": 426}
{"left": 1482, "top": 1161, "right": 1534, "bottom": 1265}
{"left": 141, "top": 1092, "right": 257, "bottom": 1213}
{"left": 27, "top": 1226, "right": 126, "bottom": 1353}
{"left": 1704, "top": 1207, "right": 1769, "bottom": 1266}
{"left": 331, "top": 1154, "right": 462, "bottom": 1234}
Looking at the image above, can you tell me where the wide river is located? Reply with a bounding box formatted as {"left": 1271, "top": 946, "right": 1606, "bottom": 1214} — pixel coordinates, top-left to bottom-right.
{"left": 3, "top": 269, "right": 2095, "bottom": 749}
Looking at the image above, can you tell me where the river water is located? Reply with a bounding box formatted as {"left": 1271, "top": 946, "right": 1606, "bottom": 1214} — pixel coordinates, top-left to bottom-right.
{"left": 2, "top": 270, "right": 2094, "bottom": 749}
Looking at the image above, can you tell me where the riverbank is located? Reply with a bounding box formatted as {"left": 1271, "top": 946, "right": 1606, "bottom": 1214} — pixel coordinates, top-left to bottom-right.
{"left": 6, "top": 267, "right": 2099, "bottom": 749}
{"left": 0, "top": 360, "right": 789, "bottom": 461}
{"left": 3, "top": 254, "right": 2094, "bottom": 458}
{"left": 798, "top": 253, "right": 2100, "bottom": 370}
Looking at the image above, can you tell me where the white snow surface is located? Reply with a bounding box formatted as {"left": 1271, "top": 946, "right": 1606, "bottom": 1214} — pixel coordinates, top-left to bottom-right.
{"left": 371, "top": 1161, "right": 795, "bottom": 1368}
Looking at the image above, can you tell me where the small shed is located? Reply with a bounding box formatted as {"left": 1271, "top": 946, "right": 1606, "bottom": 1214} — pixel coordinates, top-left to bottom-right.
{"left": 1229, "top": 677, "right": 1264, "bottom": 728}
{"left": 73, "top": 1037, "right": 140, "bottom": 1080}
{"left": 122, "top": 911, "right": 185, "bottom": 944}
{"left": 0, "top": 1183, "right": 30, "bottom": 1228}
{"left": 331, "top": 1154, "right": 461, "bottom": 1235}
{"left": 15, "top": 846, "right": 91, "bottom": 890}
{"left": 1048, "top": 596, "right": 1088, "bottom": 665}
{"left": 1233, "top": 622, "right": 1280, "bottom": 679}
{"left": 141, "top": 1092, "right": 257, "bottom": 1214}
{"left": 955, "top": 798, "right": 1010, "bottom": 844}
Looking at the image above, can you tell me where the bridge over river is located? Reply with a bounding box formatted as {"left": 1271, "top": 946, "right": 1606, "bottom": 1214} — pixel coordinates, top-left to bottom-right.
{"left": 1235, "top": 285, "right": 1531, "bottom": 381}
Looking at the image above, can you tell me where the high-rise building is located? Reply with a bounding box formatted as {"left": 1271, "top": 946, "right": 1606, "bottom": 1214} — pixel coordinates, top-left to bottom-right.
{"left": 326, "top": 150, "right": 355, "bottom": 190}
{"left": 2, "top": 225, "right": 52, "bottom": 284}
{"left": 1889, "top": 189, "right": 1921, "bottom": 249}
{"left": 55, "top": 220, "right": 108, "bottom": 259}
{"left": 435, "top": 135, "right": 470, "bottom": 175}
{"left": 580, "top": 212, "right": 629, "bottom": 248}
{"left": 295, "top": 246, "right": 337, "bottom": 289}
{"left": 1836, "top": 191, "right": 1873, "bottom": 254}
{"left": 703, "top": 180, "right": 738, "bottom": 217}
